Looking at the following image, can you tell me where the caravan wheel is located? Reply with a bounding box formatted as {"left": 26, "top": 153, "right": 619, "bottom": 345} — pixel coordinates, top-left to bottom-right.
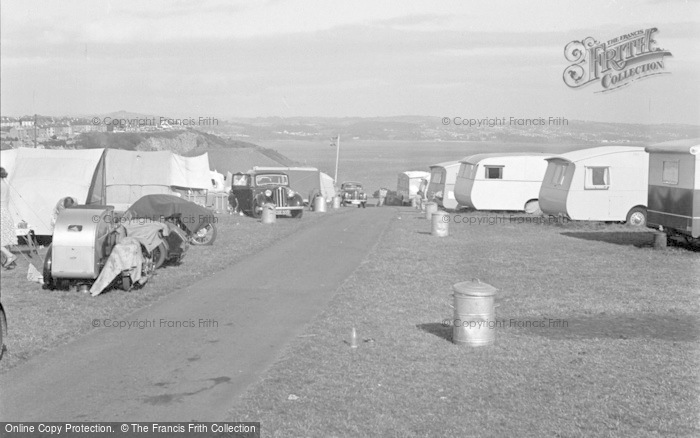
{"left": 524, "top": 200, "right": 542, "bottom": 215}
{"left": 626, "top": 207, "right": 647, "bottom": 227}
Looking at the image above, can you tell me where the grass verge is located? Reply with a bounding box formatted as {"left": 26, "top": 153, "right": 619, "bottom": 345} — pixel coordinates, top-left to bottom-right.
{"left": 230, "top": 208, "right": 700, "bottom": 437}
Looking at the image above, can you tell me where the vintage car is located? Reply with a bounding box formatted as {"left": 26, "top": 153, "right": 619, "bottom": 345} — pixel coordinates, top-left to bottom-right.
{"left": 340, "top": 181, "right": 367, "bottom": 208}
{"left": 229, "top": 171, "right": 304, "bottom": 218}
{"left": 123, "top": 194, "right": 217, "bottom": 246}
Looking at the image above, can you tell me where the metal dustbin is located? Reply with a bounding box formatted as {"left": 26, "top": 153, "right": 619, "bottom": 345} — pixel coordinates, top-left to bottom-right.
{"left": 332, "top": 196, "right": 341, "bottom": 209}
{"left": 314, "top": 196, "right": 327, "bottom": 212}
{"left": 452, "top": 279, "right": 497, "bottom": 346}
{"left": 424, "top": 202, "right": 438, "bottom": 220}
{"left": 432, "top": 211, "right": 449, "bottom": 237}
{"left": 261, "top": 203, "right": 276, "bottom": 224}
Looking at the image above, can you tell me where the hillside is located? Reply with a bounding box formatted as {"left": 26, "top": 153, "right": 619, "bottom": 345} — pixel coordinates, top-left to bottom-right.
{"left": 203, "top": 117, "right": 700, "bottom": 144}
{"left": 73, "top": 129, "right": 296, "bottom": 170}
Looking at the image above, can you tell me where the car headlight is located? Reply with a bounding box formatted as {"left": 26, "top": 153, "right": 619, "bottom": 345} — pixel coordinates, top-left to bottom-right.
{"left": 435, "top": 190, "right": 443, "bottom": 198}
{"left": 265, "top": 189, "right": 272, "bottom": 197}
{"left": 287, "top": 189, "right": 295, "bottom": 197}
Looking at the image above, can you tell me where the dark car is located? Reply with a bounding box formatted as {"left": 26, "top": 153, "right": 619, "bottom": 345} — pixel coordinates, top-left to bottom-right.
{"left": 230, "top": 171, "right": 304, "bottom": 219}
{"left": 340, "top": 181, "right": 367, "bottom": 208}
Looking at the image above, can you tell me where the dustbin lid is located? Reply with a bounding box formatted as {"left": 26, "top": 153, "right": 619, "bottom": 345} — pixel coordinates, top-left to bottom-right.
{"left": 452, "top": 278, "right": 497, "bottom": 297}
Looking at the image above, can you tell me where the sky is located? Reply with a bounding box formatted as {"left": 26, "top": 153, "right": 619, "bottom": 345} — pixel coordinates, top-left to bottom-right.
{"left": 1, "top": 0, "right": 699, "bottom": 124}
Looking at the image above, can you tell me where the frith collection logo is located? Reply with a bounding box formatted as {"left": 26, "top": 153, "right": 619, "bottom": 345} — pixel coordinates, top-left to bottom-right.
{"left": 563, "top": 28, "right": 672, "bottom": 93}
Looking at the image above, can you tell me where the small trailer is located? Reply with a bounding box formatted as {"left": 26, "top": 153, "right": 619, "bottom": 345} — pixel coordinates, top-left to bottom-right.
{"left": 645, "top": 139, "right": 700, "bottom": 244}
{"left": 427, "top": 161, "right": 461, "bottom": 210}
{"left": 539, "top": 146, "right": 648, "bottom": 225}
{"left": 397, "top": 171, "right": 430, "bottom": 205}
{"left": 454, "top": 153, "right": 552, "bottom": 213}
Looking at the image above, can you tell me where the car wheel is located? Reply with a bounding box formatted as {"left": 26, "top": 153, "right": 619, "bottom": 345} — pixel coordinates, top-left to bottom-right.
{"left": 152, "top": 242, "right": 168, "bottom": 268}
{"left": 291, "top": 209, "right": 303, "bottom": 219}
{"left": 251, "top": 201, "right": 262, "bottom": 219}
{"left": 626, "top": 207, "right": 647, "bottom": 227}
{"left": 191, "top": 223, "right": 217, "bottom": 245}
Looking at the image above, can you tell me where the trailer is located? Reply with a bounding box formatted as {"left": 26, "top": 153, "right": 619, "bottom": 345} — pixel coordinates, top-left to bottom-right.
{"left": 427, "top": 161, "right": 461, "bottom": 210}
{"left": 397, "top": 171, "right": 430, "bottom": 205}
{"left": 645, "top": 139, "right": 700, "bottom": 243}
{"left": 454, "top": 153, "right": 552, "bottom": 213}
{"left": 539, "top": 146, "right": 648, "bottom": 225}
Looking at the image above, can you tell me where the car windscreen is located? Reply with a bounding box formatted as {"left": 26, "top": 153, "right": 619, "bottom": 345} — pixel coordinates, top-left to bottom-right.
{"left": 343, "top": 183, "right": 361, "bottom": 190}
{"left": 256, "top": 174, "right": 288, "bottom": 185}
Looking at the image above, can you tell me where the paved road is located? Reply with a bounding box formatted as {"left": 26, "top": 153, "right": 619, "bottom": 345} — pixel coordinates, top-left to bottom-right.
{"left": 0, "top": 207, "right": 394, "bottom": 421}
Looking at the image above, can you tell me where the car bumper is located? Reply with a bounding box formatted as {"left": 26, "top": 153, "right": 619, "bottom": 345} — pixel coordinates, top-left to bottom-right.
{"left": 344, "top": 199, "right": 366, "bottom": 204}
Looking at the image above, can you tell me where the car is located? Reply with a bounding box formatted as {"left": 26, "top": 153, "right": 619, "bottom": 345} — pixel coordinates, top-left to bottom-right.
{"left": 229, "top": 171, "right": 304, "bottom": 219}
{"left": 340, "top": 181, "right": 367, "bottom": 208}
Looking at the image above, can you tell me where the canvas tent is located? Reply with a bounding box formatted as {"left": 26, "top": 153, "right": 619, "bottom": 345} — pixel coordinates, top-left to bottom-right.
{"left": 88, "top": 149, "right": 213, "bottom": 211}
{"left": 0, "top": 147, "right": 105, "bottom": 235}
{"left": 1, "top": 147, "right": 215, "bottom": 235}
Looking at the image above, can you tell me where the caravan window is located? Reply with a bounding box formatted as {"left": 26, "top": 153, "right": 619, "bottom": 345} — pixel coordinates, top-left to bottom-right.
{"left": 430, "top": 169, "right": 443, "bottom": 184}
{"left": 584, "top": 166, "right": 609, "bottom": 190}
{"left": 661, "top": 160, "right": 679, "bottom": 185}
{"left": 458, "top": 163, "right": 473, "bottom": 178}
{"left": 484, "top": 165, "right": 503, "bottom": 179}
{"left": 551, "top": 163, "right": 568, "bottom": 186}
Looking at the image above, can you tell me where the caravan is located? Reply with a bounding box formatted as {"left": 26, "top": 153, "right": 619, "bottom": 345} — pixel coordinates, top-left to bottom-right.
{"left": 427, "top": 161, "right": 461, "bottom": 210}
{"left": 539, "top": 146, "right": 648, "bottom": 225}
{"left": 645, "top": 139, "right": 700, "bottom": 243}
{"left": 397, "top": 171, "right": 430, "bottom": 205}
{"left": 454, "top": 153, "right": 552, "bottom": 213}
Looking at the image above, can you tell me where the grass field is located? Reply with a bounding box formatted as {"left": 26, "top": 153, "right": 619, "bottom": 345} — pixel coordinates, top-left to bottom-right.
{"left": 0, "top": 209, "right": 337, "bottom": 373}
{"left": 229, "top": 208, "right": 700, "bottom": 437}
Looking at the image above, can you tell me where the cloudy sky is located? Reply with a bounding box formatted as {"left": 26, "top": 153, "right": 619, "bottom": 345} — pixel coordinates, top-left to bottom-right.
{"left": 1, "top": 0, "right": 698, "bottom": 124}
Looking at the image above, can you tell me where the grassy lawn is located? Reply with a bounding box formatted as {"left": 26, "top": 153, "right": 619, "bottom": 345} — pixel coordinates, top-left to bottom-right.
{"left": 0, "top": 207, "right": 341, "bottom": 373}
{"left": 229, "top": 208, "right": 700, "bottom": 437}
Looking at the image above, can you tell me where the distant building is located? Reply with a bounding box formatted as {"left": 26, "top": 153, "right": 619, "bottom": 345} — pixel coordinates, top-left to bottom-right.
{"left": 19, "top": 118, "right": 35, "bottom": 127}
{"left": 0, "top": 117, "right": 20, "bottom": 129}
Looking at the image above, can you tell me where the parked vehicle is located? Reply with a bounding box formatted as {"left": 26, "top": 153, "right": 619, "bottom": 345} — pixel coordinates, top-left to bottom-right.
{"left": 0, "top": 289, "right": 6, "bottom": 360}
{"left": 645, "top": 140, "right": 700, "bottom": 244}
{"left": 340, "top": 181, "right": 367, "bottom": 208}
{"left": 43, "top": 203, "right": 189, "bottom": 291}
{"left": 250, "top": 166, "right": 336, "bottom": 205}
{"left": 43, "top": 205, "right": 118, "bottom": 290}
{"left": 229, "top": 171, "right": 304, "bottom": 218}
{"left": 397, "top": 171, "right": 430, "bottom": 205}
{"left": 124, "top": 194, "right": 216, "bottom": 246}
{"left": 427, "top": 161, "right": 461, "bottom": 210}
{"left": 454, "top": 153, "right": 552, "bottom": 213}
{"left": 539, "top": 146, "right": 648, "bottom": 225}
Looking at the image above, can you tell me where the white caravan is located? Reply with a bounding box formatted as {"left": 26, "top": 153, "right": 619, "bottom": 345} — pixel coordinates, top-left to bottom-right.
{"left": 454, "top": 153, "right": 553, "bottom": 213}
{"left": 427, "top": 161, "right": 461, "bottom": 210}
{"left": 539, "top": 146, "right": 649, "bottom": 225}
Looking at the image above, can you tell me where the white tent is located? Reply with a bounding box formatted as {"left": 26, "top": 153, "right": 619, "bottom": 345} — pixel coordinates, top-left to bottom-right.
{"left": 319, "top": 172, "right": 336, "bottom": 200}
{"left": 1, "top": 147, "right": 105, "bottom": 235}
{"left": 99, "top": 149, "right": 213, "bottom": 211}
{"left": 1, "top": 147, "right": 216, "bottom": 235}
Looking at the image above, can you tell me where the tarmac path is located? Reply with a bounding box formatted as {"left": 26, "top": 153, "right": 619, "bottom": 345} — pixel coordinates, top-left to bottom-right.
{"left": 0, "top": 207, "right": 394, "bottom": 421}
